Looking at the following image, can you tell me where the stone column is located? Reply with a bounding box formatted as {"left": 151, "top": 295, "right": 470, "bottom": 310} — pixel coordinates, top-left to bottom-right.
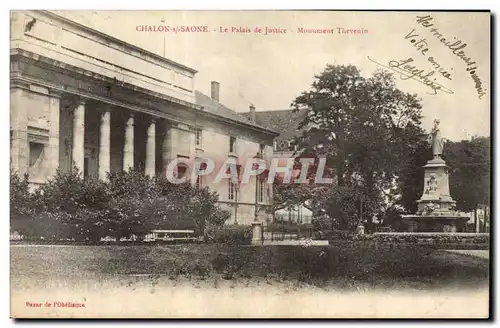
{"left": 145, "top": 119, "right": 156, "bottom": 177}
{"left": 162, "top": 125, "right": 172, "bottom": 174}
{"left": 10, "top": 83, "right": 29, "bottom": 176}
{"left": 72, "top": 99, "right": 85, "bottom": 173}
{"left": 123, "top": 113, "right": 134, "bottom": 171}
{"left": 47, "top": 90, "right": 61, "bottom": 178}
{"left": 98, "top": 108, "right": 111, "bottom": 180}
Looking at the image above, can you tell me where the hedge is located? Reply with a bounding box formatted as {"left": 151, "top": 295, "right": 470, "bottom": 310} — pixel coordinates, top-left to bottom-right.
{"left": 351, "top": 232, "right": 490, "bottom": 250}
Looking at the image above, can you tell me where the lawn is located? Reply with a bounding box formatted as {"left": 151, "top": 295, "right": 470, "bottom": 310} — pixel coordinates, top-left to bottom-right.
{"left": 11, "top": 243, "right": 489, "bottom": 292}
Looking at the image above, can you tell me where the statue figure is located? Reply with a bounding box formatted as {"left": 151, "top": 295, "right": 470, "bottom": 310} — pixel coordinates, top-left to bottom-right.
{"left": 425, "top": 173, "right": 438, "bottom": 194}
{"left": 428, "top": 119, "right": 445, "bottom": 159}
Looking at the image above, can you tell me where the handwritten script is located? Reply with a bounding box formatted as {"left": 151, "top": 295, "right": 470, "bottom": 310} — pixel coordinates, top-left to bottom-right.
{"left": 415, "top": 15, "right": 487, "bottom": 100}
{"left": 367, "top": 56, "right": 454, "bottom": 95}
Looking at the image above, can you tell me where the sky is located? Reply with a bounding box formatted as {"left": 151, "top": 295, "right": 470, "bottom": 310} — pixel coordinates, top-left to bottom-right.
{"left": 53, "top": 10, "right": 491, "bottom": 141}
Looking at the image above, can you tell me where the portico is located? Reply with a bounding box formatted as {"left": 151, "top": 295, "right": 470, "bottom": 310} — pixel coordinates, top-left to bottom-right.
{"left": 11, "top": 85, "right": 195, "bottom": 186}
{"left": 10, "top": 10, "right": 278, "bottom": 225}
{"left": 57, "top": 97, "right": 166, "bottom": 179}
{"left": 10, "top": 10, "right": 201, "bottom": 186}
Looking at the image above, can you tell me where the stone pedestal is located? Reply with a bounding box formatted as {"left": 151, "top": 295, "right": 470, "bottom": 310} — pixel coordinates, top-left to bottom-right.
{"left": 251, "top": 222, "right": 263, "bottom": 245}
{"left": 402, "top": 156, "right": 469, "bottom": 233}
{"left": 416, "top": 157, "right": 454, "bottom": 214}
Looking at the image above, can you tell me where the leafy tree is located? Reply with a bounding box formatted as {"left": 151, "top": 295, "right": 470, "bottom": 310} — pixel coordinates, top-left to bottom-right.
{"left": 289, "top": 65, "right": 424, "bottom": 231}
{"left": 444, "top": 136, "right": 490, "bottom": 231}
{"left": 270, "top": 154, "right": 332, "bottom": 219}
{"left": 393, "top": 133, "right": 490, "bottom": 231}
{"left": 394, "top": 131, "right": 429, "bottom": 213}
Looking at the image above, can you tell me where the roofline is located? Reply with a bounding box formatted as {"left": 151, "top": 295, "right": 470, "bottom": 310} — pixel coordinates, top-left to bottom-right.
{"left": 198, "top": 105, "right": 280, "bottom": 137}
{"left": 252, "top": 109, "right": 295, "bottom": 114}
{"left": 39, "top": 10, "right": 198, "bottom": 74}
{"left": 194, "top": 91, "right": 280, "bottom": 136}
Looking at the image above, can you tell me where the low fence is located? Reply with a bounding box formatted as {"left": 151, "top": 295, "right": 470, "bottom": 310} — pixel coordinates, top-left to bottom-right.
{"left": 354, "top": 232, "right": 490, "bottom": 250}
{"left": 262, "top": 223, "right": 314, "bottom": 242}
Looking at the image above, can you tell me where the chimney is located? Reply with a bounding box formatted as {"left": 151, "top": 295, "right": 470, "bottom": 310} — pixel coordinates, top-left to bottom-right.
{"left": 210, "top": 81, "right": 220, "bottom": 101}
{"left": 249, "top": 104, "right": 256, "bottom": 123}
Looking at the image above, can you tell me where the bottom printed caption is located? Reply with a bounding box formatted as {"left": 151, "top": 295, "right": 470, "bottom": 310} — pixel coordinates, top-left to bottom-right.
{"left": 25, "top": 301, "right": 86, "bottom": 309}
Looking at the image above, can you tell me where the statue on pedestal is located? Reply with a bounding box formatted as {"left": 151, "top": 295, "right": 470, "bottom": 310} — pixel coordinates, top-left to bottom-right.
{"left": 428, "top": 119, "right": 445, "bottom": 159}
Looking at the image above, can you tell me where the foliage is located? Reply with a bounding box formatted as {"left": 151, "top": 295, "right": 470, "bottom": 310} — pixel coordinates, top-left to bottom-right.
{"left": 391, "top": 130, "right": 429, "bottom": 213}
{"left": 10, "top": 168, "right": 229, "bottom": 242}
{"left": 266, "top": 222, "right": 313, "bottom": 233}
{"left": 204, "top": 224, "right": 252, "bottom": 245}
{"left": 353, "top": 232, "right": 489, "bottom": 250}
{"left": 378, "top": 205, "right": 406, "bottom": 231}
{"left": 279, "top": 65, "right": 424, "bottom": 231}
{"left": 10, "top": 172, "right": 32, "bottom": 219}
{"left": 444, "top": 136, "right": 490, "bottom": 212}
{"left": 394, "top": 135, "right": 490, "bottom": 219}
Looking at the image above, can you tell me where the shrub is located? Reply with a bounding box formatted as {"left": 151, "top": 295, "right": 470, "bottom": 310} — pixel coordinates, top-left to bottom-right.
{"left": 10, "top": 171, "right": 33, "bottom": 221}
{"left": 352, "top": 232, "right": 490, "bottom": 249}
{"left": 204, "top": 224, "right": 252, "bottom": 245}
{"left": 267, "top": 222, "right": 313, "bottom": 233}
{"left": 325, "top": 229, "right": 356, "bottom": 240}
{"left": 10, "top": 169, "right": 230, "bottom": 242}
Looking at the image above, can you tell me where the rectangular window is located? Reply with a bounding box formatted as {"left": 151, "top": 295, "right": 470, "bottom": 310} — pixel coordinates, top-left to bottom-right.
{"left": 228, "top": 180, "right": 235, "bottom": 200}
{"left": 195, "top": 128, "right": 202, "bottom": 146}
{"left": 259, "top": 143, "right": 265, "bottom": 157}
{"left": 257, "top": 177, "right": 264, "bottom": 203}
{"left": 229, "top": 136, "right": 236, "bottom": 153}
{"left": 29, "top": 142, "right": 44, "bottom": 168}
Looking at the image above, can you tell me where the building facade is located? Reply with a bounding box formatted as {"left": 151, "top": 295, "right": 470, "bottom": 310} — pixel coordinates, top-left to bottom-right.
{"left": 242, "top": 108, "right": 313, "bottom": 224}
{"left": 10, "top": 10, "right": 277, "bottom": 225}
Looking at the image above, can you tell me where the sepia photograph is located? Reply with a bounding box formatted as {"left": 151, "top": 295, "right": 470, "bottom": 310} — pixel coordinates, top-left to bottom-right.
{"left": 9, "top": 9, "right": 491, "bottom": 318}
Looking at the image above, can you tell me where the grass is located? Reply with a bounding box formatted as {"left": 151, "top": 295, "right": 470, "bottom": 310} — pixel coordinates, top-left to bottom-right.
{"left": 10, "top": 244, "right": 489, "bottom": 292}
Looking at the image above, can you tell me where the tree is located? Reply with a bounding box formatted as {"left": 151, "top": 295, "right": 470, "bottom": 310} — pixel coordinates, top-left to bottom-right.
{"left": 444, "top": 136, "right": 490, "bottom": 231}
{"left": 290, "top": 65, "right": 424, "bottom": 231}
{"left": 394, "top": 130, "right": 429, "bottom": 214}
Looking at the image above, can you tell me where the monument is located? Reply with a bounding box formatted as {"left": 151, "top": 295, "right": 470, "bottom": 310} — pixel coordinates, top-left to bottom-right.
{"left": 402, "top": 119, "right": 470, "bottom": 232}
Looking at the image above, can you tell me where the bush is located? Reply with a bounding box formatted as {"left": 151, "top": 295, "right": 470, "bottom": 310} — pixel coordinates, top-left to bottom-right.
{"left": 267, "top": 222, "right": 313, "bottom": 233}
{"left": 204, "top": 224, "right": 252, "bottom": 245}
{"left": 10, "top": 171, "right": 33, "bottom": 221}
{"left": 325, "top": 229, "right": 356, "bottom": 240}
{"left": 10, "top": 169, "right": 229, "bottom": 242}
{"left": 352, "top": 232, "right": 490, "bottom": 249}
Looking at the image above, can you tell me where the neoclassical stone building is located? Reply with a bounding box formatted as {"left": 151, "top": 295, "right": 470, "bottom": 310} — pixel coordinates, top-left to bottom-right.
{"left": 10, "top": 10, "right": 278, "bottom": 225}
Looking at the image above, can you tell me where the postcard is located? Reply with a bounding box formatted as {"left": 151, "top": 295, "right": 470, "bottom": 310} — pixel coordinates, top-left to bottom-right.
{"left": 10, "top": 10, "right": 490, "bottom": 318}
